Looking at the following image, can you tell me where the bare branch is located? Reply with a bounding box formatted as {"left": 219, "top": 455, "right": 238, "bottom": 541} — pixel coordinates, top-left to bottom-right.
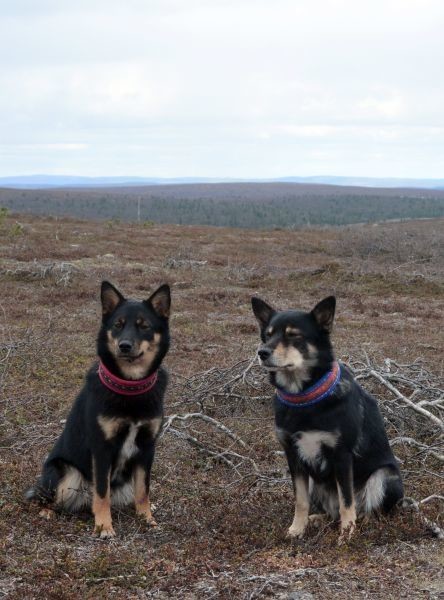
{"left": 162, "top": 412, "right": 248, "bottom": 448}
{"left": 368, "top": 369, "right": 444, "bottom": 431}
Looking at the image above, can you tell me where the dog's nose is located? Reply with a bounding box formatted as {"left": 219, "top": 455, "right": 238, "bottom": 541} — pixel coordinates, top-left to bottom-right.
{"left": 118, "top": 340, "right": 133, "bottom": 354}
{"left": 258, "top": 347, "right": 272, "bottom": 361}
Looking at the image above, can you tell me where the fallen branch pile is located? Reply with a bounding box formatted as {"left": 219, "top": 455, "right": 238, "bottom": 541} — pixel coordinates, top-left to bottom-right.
{"left": 164, "top": 352, "right": 444, "bottom": 534}
{"left": 351, "top": 355, "right": 444, "bottom": 466}
{"left": 161, "top": 354, "right": 270, "bottom": 480}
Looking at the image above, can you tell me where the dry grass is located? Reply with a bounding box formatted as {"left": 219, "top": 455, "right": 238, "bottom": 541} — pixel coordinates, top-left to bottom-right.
{"left": 0, "top": 213, "right": 443, "bottom": 599}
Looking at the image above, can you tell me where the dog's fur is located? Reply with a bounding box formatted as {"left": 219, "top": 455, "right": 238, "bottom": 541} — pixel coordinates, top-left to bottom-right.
{"left": 26, "top": 281, "right": 171, "bottom": 538}
{"left": 251, "top": 295, "right": 403, "bottom": 543}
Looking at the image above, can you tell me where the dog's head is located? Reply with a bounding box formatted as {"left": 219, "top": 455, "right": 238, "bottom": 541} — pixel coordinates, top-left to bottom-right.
{"left": 98, "top": 281, "right": 171, "bottom": 380}
{"left": 251, "top": 295, "right": 336, "bottom": 388}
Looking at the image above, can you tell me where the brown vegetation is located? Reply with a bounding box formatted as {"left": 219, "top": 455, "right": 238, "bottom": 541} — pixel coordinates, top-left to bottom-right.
{"left": 1, "top": 213, "right": 443, "bottom": 598}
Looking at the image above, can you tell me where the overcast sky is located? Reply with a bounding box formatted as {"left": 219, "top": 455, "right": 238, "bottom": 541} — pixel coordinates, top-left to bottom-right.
{"left": 1, "top": 0, "right": 443, "bottom": 178}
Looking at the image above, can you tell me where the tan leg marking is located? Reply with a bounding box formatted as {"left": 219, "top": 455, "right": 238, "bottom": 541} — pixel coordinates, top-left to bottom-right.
{"left": 337, "top": 483, "right": 356, "bottom": 545}
{"left": 146, "top": 417, "right": 162, "bottom": 439}
{"left": 92, "top": 461, "right": 115, "bottom": 539}
{"left": 133, "top": 465, "right": 157, "bottom": 527}
{"left": 287, "top": 475, "right": 309, "bottom": 539}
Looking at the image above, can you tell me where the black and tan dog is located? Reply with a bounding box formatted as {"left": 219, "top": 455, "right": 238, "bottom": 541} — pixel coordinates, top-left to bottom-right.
{"left": 251, "top": 295, "right": 403, "bottom": 543}
{"left": 26, "top": 281, "right": 171, "bottom": 538}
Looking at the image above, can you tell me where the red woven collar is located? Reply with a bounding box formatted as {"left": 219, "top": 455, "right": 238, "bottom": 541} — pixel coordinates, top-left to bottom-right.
{"left": 98, "top": 361, "right": 158, "bottom": 396}
{"left": 276, "top": 361, "right": 341, "bottom": 408}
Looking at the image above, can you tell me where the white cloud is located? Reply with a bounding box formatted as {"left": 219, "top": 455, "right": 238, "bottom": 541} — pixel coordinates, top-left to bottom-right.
{"left": 0, "top": 0, "right": 443, "bottom": 177}
{"left": 358, "top": 97, "right": 404, "bottom": 120}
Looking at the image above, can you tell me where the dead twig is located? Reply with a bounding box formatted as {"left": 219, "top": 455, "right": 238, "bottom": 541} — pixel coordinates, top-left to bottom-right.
{"left": 367, "top": 369, "right": 444, "bottom": 432}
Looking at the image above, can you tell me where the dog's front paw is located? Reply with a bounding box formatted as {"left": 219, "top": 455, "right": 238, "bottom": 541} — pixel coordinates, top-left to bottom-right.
{"left": 136, "top": 504, "right": 158, "bottom": 527}
{"left": 146, "top": 516, "right": 158, "bottom": 528}
{"left": 287, "top": 520, "right": 308, "bottom": 539}
{"left": 338, "top": 521, "right": 356, "bottom": 545}
{"left": 94, "top": 523, "right": 116, "bottom": 539}
{"left": 137, "top": 511, "right": 158, "bottom": 528}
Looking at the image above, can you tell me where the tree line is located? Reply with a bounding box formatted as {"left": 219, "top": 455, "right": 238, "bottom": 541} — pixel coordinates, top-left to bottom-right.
{"left": 1, "top": 184, "right": 444, "bottom": 228}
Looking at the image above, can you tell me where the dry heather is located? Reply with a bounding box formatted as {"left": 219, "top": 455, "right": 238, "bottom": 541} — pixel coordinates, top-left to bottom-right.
{"left": 0, "top": 213, "right": 443, "bottom": 599}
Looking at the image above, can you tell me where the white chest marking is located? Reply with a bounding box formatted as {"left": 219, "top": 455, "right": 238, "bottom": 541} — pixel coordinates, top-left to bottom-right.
{"left": 113, "top": 418, "right": 161, "bottom": 476}
{"left": 115, "top": 422, "right": 142, "bottom": 474}
{"left": 294, "top": 430, "right": 338, "bottom": 467}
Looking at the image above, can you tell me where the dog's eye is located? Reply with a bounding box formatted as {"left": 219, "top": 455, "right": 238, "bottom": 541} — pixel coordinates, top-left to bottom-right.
{"left": 287, "top": 331, "right": 303, "bottom": 341}
{"left": 114, "top": 321, "right": 123, "bottom": 329}
{"left": 139, "top": 322, "right": 151, "bottom": 331}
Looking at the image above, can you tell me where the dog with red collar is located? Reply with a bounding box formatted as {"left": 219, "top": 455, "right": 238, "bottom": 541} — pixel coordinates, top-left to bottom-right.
{"left": 252, "top": 295, "right": 403, "bottom": 544}
{"left": 26, "top": 281, "right": 170, "bottom": 538}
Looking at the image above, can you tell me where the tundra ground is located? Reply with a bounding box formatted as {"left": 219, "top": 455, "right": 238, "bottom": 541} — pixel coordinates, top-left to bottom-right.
{"left": 1, "top": 214, "right": 443, "bottom": 598}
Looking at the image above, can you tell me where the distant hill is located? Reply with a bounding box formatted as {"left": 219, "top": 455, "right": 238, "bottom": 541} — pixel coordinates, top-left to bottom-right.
{"left": 0, "top": 175, "right": 237, "bottom": 189}
{"left": 1, "top": 181, "right": 444, "bottom": 229}
{"left": 277, "top": 176, "right": 444, "bottom": 190}
{"left": 1, "top": 174, "right": 444, "bottom": 190}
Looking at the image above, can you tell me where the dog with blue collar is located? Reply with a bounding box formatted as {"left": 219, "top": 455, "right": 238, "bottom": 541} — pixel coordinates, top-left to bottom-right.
{"left": 252, "top": 295, "right": 403, "bottom": 544}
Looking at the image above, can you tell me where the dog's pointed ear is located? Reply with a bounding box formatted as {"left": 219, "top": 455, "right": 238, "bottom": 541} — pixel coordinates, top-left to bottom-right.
{"left": 311, "top": 296, "right": 336, "bottom": 333}
{"left": 251, "top": 296, "right": 275, "bottom": 328}
{"left": 146, "top": 284, "right": 171, "bottom": 319}
{"left": 101, "top": 281, "right": 125, "bottom": 318}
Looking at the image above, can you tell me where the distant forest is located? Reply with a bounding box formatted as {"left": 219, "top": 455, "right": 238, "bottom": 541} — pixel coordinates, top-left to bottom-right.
{"left": 1, "top": 182, "right": 444, "bottom": 228}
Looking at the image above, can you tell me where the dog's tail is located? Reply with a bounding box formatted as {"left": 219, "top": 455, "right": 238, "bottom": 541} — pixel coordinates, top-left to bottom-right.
{"left": 24, "top": 463, "right": 60, "bottom": 505}
{"left": 24, "top": 483, "right": 54, "bottom": 505}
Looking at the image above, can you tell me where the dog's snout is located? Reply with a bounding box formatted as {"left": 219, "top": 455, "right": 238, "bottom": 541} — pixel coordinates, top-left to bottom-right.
{"left": 118, "top": 340, "right": 133, "bottom": 354}
{"left": 258, "top": 347, "right": 272, "bottom": 361}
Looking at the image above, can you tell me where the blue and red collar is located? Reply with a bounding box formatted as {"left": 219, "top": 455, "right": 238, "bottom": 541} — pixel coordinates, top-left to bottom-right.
{"left": 275, "top": 361, "right": 341, "bottom": 408}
